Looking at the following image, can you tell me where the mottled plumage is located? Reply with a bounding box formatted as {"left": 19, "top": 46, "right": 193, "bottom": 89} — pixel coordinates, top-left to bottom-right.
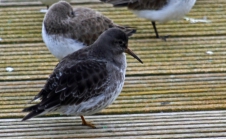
{"left": 42, "top": 1, "right": 136, "bottom": 60}
{"left": 22, "top": 28, "right": 143, "bottom": 128}
{"left": 100, "top": 0, "right": 196, "bottom": 39}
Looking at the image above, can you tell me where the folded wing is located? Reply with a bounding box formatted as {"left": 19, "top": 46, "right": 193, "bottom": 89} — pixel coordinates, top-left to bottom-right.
{"left": 22, "top": 60, "right": 109, "bottom": 121}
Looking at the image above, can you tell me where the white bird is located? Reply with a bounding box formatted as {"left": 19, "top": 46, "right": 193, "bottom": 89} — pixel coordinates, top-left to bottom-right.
{"left": 100, "top": 0, "right": 197, "bottom": 40}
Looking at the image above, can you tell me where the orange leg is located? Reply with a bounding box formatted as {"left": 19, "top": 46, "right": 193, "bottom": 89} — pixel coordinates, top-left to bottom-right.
{"left": 80, "top": 116, "right": 96, "bottom": 129}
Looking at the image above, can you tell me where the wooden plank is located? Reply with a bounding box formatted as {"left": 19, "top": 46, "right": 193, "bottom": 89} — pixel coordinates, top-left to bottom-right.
{"left": 1, "top": 36, "right": 226, "bottom": 78}
{"left": 0, "top": 73, "right": 225, "bottom": 118}
{"left": 0, "top": 111, "right": 226, "bottom": 138}
{"left": 0, "top": 0, "right": 100, "bottom": 6}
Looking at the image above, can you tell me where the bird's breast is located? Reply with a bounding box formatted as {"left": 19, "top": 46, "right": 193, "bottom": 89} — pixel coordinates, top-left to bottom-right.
{"left": 42, "top": 24, "right": 85, "bottom": 60}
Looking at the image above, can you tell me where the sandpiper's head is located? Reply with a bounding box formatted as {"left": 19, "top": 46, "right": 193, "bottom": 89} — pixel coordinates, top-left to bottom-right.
{"left": 97, "top": 28, "right": 143, "bottom": 64}
{"left": 47, "top": 1, "right": 74, "bottom": 20}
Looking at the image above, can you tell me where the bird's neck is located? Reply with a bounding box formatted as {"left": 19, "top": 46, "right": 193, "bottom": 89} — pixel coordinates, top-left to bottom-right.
{"left": 112, "top": 53, "right": 127, "bottom": 70}
{"left": 91, "top": 46, "right": 126, "bottom": 70}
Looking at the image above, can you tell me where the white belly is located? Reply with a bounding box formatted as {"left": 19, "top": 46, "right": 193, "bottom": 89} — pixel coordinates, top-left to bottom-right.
{"left": 133, "top": 0, "right": 196, "bottom": 23}
{"left": 42, "top": 24, "right": 85, "bottom": 60}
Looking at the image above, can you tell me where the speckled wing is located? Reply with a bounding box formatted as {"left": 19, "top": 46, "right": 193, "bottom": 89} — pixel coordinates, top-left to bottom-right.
{"left": 22, "top": 60, "right": 109, "bottom": 121}
{"left": 69, "top": 7, "right": 114, "bottom": 46}
{"left": 69, "top": 7, "right": 135, "bottom": 46}
{"left": 101, "top": 0, "right": 168, "bottom": 10}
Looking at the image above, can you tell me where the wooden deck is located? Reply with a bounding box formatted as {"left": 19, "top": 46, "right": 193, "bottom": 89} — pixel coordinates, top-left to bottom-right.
{"left": 1, "top": 0, "right": 226, "bottom": 138}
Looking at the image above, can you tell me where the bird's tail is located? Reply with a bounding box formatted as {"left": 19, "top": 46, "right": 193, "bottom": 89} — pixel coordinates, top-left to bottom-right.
{"left": 116, "top": 25, "right": 136, "bottom": 37}
{"left": 21, "top": 105, "right": 44, "bottom": 121}
{"left": 100, "top": 0, "right": 132, "bottom": 7}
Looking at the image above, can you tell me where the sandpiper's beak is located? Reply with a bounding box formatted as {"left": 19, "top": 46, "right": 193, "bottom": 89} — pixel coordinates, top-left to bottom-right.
{"left": 124, "top": 48, "right": 143, "bottom": 64}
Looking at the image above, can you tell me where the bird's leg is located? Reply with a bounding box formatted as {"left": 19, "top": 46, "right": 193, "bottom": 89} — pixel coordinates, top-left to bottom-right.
{"left": 151, "top": 21, "right": 169, "bottom": 41}
{"left": 151, "top": 21, "right": 159, "bottom": 38}
{"left": 80, "top": 116, "right": 96, "bottom": 129}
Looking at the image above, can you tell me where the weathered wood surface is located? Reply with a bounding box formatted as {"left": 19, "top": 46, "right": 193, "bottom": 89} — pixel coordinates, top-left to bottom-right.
{"left": 1, "top": 111, "right": 226, "bottom": 138}
{"left": 0, "top": 0, "right": 100, "bottom": 6}
{"left": 0, "top": 0, "right": 226, "bottom": 138}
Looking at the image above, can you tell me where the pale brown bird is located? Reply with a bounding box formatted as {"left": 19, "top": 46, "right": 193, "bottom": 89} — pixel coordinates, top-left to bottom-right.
{"left": 42, "top": 1, "right": 136, "bottom": 60}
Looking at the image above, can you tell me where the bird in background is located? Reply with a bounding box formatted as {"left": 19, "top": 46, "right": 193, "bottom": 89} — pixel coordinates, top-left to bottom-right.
{"left": 100, "top": 0, "right": 197, "bottom": 40}
{"left": 42, "top": 1, "right": 136, "bottom": 60}
{"left": 22, "top": 28, "right": 143, "bottom": 128}
{"left": 40, "top": 0, "right": 71, "bottom": 9}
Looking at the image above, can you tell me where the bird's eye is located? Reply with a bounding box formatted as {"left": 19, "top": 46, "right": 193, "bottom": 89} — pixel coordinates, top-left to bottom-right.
{"left": 71, "top": 11, "right": 74, "bottom": 16}
{"left": 119, "top": 41, "right": 124, "bottom": 45}
{"left": 68, "top": 11, "right": 74, "bottom": 17}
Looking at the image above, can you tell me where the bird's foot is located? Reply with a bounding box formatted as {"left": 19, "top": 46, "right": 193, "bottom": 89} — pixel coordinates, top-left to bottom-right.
{"left": 159, "top": 35, "right": 169, "bottom": 41}
{"left": 82, "top": 121, "right": 96, "bottom": 128}
{"left": 80, "top": 116, "right": 96, "bottom": 129}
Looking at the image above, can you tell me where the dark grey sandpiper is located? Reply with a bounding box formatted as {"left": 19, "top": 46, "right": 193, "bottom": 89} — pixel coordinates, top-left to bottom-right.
{"left": 22, "top": 28, "right": 143, "bottom": 128}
